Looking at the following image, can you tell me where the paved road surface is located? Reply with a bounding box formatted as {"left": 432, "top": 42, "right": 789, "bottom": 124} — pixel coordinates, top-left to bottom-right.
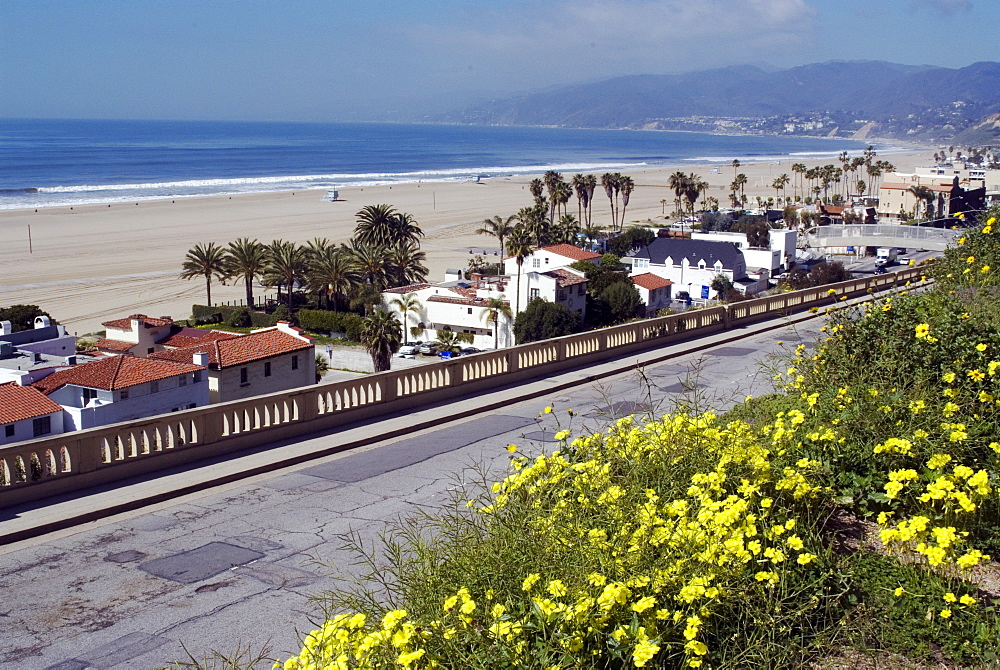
{"left": 0, "top": 315, "right": 829, "bottom": 670}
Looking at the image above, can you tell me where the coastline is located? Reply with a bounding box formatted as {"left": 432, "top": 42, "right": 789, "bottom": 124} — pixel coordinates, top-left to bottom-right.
{"left": 0, "top": 149, "right": 931, "bottom": 335}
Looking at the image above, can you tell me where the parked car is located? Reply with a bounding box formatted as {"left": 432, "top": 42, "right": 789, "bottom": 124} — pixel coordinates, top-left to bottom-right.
{"left": 418, "top": 342, "right": 439, "bottom": 355}
{"left": 397, "top": 341, "right": 422, "bottom": 358}
{"left": 458, "top": 347, "right": 481, "bottom": 356}
{"left": 873, "top": 266, "right": 888, "bottom": 275}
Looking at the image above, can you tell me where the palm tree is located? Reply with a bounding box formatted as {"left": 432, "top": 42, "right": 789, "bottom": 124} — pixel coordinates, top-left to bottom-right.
{"left": 224, "top": 238, "right": 267, "bottom": 310}
{"left": 307, "top": 245, "right": 359, "bottom": 310}
{"left": 360, "top": 309, "right": 401, "bottom": 373}
{"left": 908, "top": 185, "right": 934, "bottom": 220}
{"left": 543, "top": 170, "right": 563, "bottom": 224}
{"left": 601, "top": 173, "right": 618, "bottom": 229}
{"left": 267, "top": 240, "right": 308, "bottom": 314}
{"left": 506, "top": 227, "right": 533, "bottom": 316}
{"left": 351, "top": 242, "right": 390, "bottom": 293}
{"left": 352, "top": 204, "right": 398, "bottom": 247}
{"left": 529, "top": 178, "right": 544, "bottom": 203}
{"left": 684, "top": 174, "right": 708, "bottom": 216}
{"left": 181, "top": 242, "right": 227, "bottom": 307}
{"left": 572, "top": 174, "right": 589, "bottom": 224}
{"left": 389, "top": 293, "right": 423, "bottom": 342}
{"left": 668, "top": 171, "right": 689, "bottom": 217}
{"left": 583, "top": 174, "right": 598, "bottom": 227}
{"left": 516, "top": 204, "right": 549, "bottom": 248}
{"left": 435, "top": 329, "right": 474, "bottom": 354}
{"left": 581, "top": 224, "right": 603, "bottom": 253}
{"left": 480, "top": 295, "right": 512, "bottom": 349}
{"left": 618, "top": 176, "right": 635, "bottom": 228}
{"left": 476, "top": 214, "right": 516, "bottom": 269}
{"left": 791, "top": 163, "right": 806, "bottom": 200}
{"left": 385, "top": 241, "right": 428, "bottom": 287}
{"left": 732, "top": 159, "right": 740, "bottom": 180}
{"left": 554, "top": 214, "right": 580, "bottom": 245}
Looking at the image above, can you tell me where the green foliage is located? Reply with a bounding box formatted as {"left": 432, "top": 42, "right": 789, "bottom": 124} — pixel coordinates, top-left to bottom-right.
{"left": 297, "top": 309, "right": 364, "bottom": 341}
{"left": 0, "top": 305, "right": 55, "bottom": 332}
{"left": 513, "top": 298, "right": 581, "bottom": 344}
{"left": 597, "top": 281, "right": 642, "bottom": 324}
{"left": 699, "top": 211, "right": 735, "bottom": 232}
{"left": 191, "top": 304, "right": 281, "bottom": 328}
{"left": 314, "top": 353, "right": 330, "bottom": 381}
{"left": 435, "top": 329, "right": 474, "bottom": 353}
{"left": 731, "top": 215, "right": 770, "bottom": 248}
{"left": 226, "top": 307, "right": 251, "bottom": 328}
{"left": 710, "top": 274, "right": 733, "bottom": 298}
{"left": 605, "top": 227, "right": 655, "bottom": 257}
{"left": 786, "top": 262, "right": 852, "bottom": 289}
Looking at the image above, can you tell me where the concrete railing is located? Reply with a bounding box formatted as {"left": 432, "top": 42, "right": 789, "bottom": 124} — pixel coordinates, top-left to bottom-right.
{"left": 0, "top": 267, "right": 927, "bottom": 507}
{"left": 804, "top": 224, "right": 960, "bottom": 251}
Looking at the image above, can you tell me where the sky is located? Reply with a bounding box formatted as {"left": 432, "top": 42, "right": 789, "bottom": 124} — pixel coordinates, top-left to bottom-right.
{"left": 1, "top": 0, "right": 997, "bottom": 123}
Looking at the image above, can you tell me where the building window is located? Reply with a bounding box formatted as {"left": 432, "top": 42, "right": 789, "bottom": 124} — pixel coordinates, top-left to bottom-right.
{"left": 291, "top": 355, "right": 299, "bottom": 370}
{"left": 82, "top": 388, "right": 98, "bottom": 405}
{"left": 33, "top": 416, "right": 51, "bottom": 437}
{"left": 147, "top": 347, "right": 155, "bottom": 355}
{"left": 467, "top": 307, "right": 473, "bottom": 315}
{"left": 532, "top": 258, "right": 541, "bottom": 268}
{"left": 530, "top": 288, "right": 540, "bottom": 299}
{"left": 150, "top": 380, "right": 159, "bottom": 394}
{"left": 4, "top": 424, "right": 13, "bottom": 438}
{"left": 119, "top": 389, "right": 129, "bottom": 401}
{"left": 558, "top": 291, "right": 566, "bottom": 300}
{"left": 578, "top": 284, "right": 585, "bottom": 295}
{"left": 179, "top": 374, "right": 187, "bottom": 386}
{"left": 193, "top": 370, "right": 203, "bottom": 383}
{"left": 635, "top": 258, "right": 649, "bottom": 269}
{"left": 264, "top": 362, "right": 271, "bottom": 377}
{"left": 240, "top": 367, "right": 249, "bottom": 385}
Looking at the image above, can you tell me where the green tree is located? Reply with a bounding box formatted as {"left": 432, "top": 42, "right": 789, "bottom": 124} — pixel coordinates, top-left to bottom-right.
{"left": 435, "top": 329, "right": 474, "bottom": 354}
{"left": 710, "top": 274, "right": 734, "bottom": 299}
{"left": 601, "top": 173, "right": 619, "bottom": 230}
{"left": 599, "top": 281, "right": 643, "bottom": 324}
{"left": 351, "top": 242, "right": 390, "bottom": 293}
{"left": 181, "top": 242, "right": 227, "bottom": 307}
{"left": 385, "top": 241, "right": 428, "bottom": 287}
{"left": 480, "top": 295, "right": 513, "bottom": 349}
{"left": 506, "top": 227, "right": 533, "bottom": 316}
{"left": 476, "top": 215, "right": 517, "bottom": 270}
{"left": 307, "top": 245, "right": 360, "bottom": 311}
{"left": 390, "top": 293, "right": 423, "bottom": 342}
{"left": 0, "top": 305, "right": 54, "bottom": 332}
{"left": 266, "top": 240, "right": 308, "bottom": 315}
{"left": 618, "top": 175, "right": 635, "bottom": 226}
{"left": 360, "top": 309, "right": 402, "bottom": 373}
{"left": 732, "top": 216, "right": 770, "bottom": 248}
{"left": 513, "top": 298, "right": 581, "bottom": 344}
{"left": 225, "top": 237, "right": 267, "bottom": 310}
{"left": 607, "top": 226, "right": 655, "bottom": 257}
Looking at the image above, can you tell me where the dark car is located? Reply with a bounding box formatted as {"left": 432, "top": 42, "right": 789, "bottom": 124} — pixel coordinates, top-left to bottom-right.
{"left": 458, "top": 347, "right": 481, "bottom": 356}
{"left": 874, "top": 266, "right": 888, "bottom": 275}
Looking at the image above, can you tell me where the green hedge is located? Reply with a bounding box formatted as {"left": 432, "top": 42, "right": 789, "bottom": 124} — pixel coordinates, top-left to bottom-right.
{"left": 191, "top": 304, "right": 281, "bottom": 327}
{"left": 297, "top": 309, "right": 364, "bottom": 341}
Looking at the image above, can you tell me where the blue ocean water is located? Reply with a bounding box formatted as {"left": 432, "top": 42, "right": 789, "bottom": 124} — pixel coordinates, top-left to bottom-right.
{"left": 0, "top": 118, "right": 890, "bottom": 210}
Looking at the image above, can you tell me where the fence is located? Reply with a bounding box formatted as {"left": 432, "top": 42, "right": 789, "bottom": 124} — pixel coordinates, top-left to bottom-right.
{"left": 0, "top": 268, "right": 927, "bottom": 507}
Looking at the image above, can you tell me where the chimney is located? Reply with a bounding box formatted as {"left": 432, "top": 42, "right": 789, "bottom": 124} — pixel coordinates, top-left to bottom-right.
{"left": 192, "top": 351, "right": 209, "bottom": 367}
{"left": 34, "top": 315, "right": 51, "bottom": 329}
{"left": 0, "top": 321, "right": 11, "bottom": 336}
{"left": 65, "top": 355, "right": 77, "bottom": 365}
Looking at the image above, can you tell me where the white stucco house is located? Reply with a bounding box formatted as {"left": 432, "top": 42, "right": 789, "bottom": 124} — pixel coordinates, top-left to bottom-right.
{"left": 624, "top": 238, "right": 765, "bottom": 302}
{"left": 502, "top": 243, "right": 602, "bottom": 276}
{"left": 0, "top": 316, "right": 76, "bottom": 358}
{"left": 96, "top": 314, "right": 177, "bottom": 356}
{"left": 630, "top": 273, "right": 674, "bottom": 317}
{"left": 0, "top": 381, "right": 65, "bottom": 446}
{"left": 690, "top": 229, "right": 796, "bottom": 275}
{"left": 149, "top": 322, "right": 315, "bottom": 403}
{"left": 30, "top": 355, "right": 209, "bottom": 432}
{"left": 382, "top": 275, "right": 515, "bottom": 350}
{"left": 511, "top": 268, "right": 589, "bottom": 323}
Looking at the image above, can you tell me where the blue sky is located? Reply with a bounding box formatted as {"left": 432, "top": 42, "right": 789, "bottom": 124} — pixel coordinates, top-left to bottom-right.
{"left": 1, "top": 0, "right": 996, "bottom": 122}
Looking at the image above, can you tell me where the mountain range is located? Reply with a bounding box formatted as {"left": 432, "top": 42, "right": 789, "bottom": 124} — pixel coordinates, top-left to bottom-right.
{"left": 434, "top": 60, "right": 1000, "bottom": 143}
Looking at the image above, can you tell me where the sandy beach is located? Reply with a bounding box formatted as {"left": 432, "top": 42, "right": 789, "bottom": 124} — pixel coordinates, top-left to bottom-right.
{"left": 0, "top": 149, "right": 929, "bottom": 335}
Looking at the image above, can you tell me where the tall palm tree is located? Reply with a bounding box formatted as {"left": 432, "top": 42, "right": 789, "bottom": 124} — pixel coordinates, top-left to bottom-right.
{"left": 181, "top": 242, "right": 227, "bottom": 307}
{"left": 732, "top": 159, "right": 740, "bottom": 180}
{"left": 583, "top": 174, "right": 598, "bottom": 227}
{"left": 267, "top": 240, "right": 308, "bottom": 314}
{"left": 684, "top": 174, "right": 708, "bottom": 216}
{"left": 351, "top": 242, "right": 390, "bottom": 293}
{"left": 385, "top": 241, "right": 428, "bottom": 287}
{"left": 601, "top": 173, "right": 618, "bottom": 229}
{"left": 618, "top": 176, "right": 635, "bottom": 228}
{"left": 668, "top": 171, "right": 689, "bottom": 217}
{"left": 543, "top": 170, "right": 563, "bottom": 224}
{"left": 506, "top": 227, "right": 533, "bottom": 316}
{"left": 555, "top": 214, "right": 580, "bottom": 245}
{"left": 352, "top": 204, "right": 398, "bottom": 247}
{"left": 360, "top": 309, "right": 401, "bottom": 373}
{"left": 571, "top": 174, "right": 588, "bottom": 224}
{"left": 476, "top": 214, "right": 516, "bottom": 269}
{"left": 389, "top": 293, "right": 423, "bottom": 341}
{"left": 529, "top": 178, "right": 544, "bottom": 203}
{"left": 908, "top": 185, "right": 934, "bottom": 220}
{"left": 480, "top": 295, "right": 512, "bottom": 349}
{"left": 388, "top": 211, "right": 424, "bottom": 247}
{"left": 791, "top": 163, "right": 807, "bottom": 200}
{"left": 307, "top": 245, "right": 359, "bottom": 310}
{"left": 517, "top": 205, "right": 549, "bottom": 248}
{"left": 224, "top": 238, "right": 267, "bottom": 310}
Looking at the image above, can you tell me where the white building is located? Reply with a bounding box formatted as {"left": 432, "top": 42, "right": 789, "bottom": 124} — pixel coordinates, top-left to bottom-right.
{"left": 502, "top": 243, "right": 602, "bottom": 276}
{"left": 0, "top": 316, "right": 76, "bottom": 358}
{"left": 382, "top": 276, "right": 514, "bottom": 350}
{"left": 624, "top": 238, "right": 765, "bottom": 302}
{"left": 149, "top": 322, "right": 315, "bottom": 403}
{"left": 512, "top": 268, "right": 589, "bottom": 323}
{"left": 31, "top": 355, "right": 209, "bottom": 432}
{"left": 96, "top": 314, "right": 176, "bottom": 356}
{"left": 0, "top": 382, "right": 65, "bottom": 446}
{"left": 691, "top": 229, "right": 796, "bottom": 275}
{"left": 630, "top": 274, "right": 674, "bottom": 317}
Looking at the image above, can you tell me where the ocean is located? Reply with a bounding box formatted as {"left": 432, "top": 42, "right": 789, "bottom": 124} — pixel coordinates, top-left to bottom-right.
{"left": 0, "top": 118, "right": 889, "bottom": 211}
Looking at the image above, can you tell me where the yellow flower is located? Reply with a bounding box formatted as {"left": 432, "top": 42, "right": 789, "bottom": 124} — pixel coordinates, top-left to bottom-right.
{"left": 522, "top": 573, "right": 541, "bottom": 592}
{"left": 506, "top": 444, "right": 518, "bottom": 453}
{"left": 960, "top": 594, "right": 977, "bottom": 606}
{"left": 967, "top": 256, "right": 976, "bottom": 263}
{"left": 796, "top": 553, "right": 816, "bottom": 565}
{"left": 893, "top": 587, "right": 904, "bottom": 597}
{"left": 633, "top": 640, "right": 660, "bottom": 667}
{"left": 631, "top": 596, "right": 656, "bottom": 613}
{"left": 943, "top": 592, "right": 957, "bottom": 603}
{"left": 914, "top": 323, "right": 931, "bottom": 339}
{"left": 939, "top": 608, "right": 952, "bottom": 619}
{"left": 547, "top": 579, "right": 567, "bottom": 598}
{"left": 543, "top": 406, "right": 553, "bottom": 414}
{"left": 554, "top": 430, "right": 571, "bottom": 441}
{"left": 968, "top": 369, "right": 985, "bottom": 382}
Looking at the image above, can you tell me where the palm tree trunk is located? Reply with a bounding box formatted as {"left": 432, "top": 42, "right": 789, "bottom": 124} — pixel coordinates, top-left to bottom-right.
{"left": 205, "top": 275, "right": 212, "bottom": 307}
{"left": 515, "top": 263, "right": 523, "bottom": 316}
{"left": 244, "top": 274, "right": 254, "bottom": 310}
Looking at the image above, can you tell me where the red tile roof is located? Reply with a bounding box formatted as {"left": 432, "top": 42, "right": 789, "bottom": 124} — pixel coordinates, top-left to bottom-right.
{"left": 149, "top": 328, "right": 312, "bottom": 369}
{"left": 102, "top": 314, "right": 173, "bottom": 329}
{"left": 383, "top": 283, "right": 432, "bottom": 294}
{"left": 0, "top": 382, "right": 63, "bottom": 423}
{"left": 159, "top": 330, "right": 238, "bottom": 349}
{"left": 544, "top": 268, "right": 588, "bottom": 287}
{"left": 32, "top": 356, "right": 204, "bottom": 395}
{"left": 94, "top": 338, "right": 136, "bottom": 352}
{"left": 538, "top": 244, "right": 602, "bottom": 262}
{"left": 631, "top": 273, "right": 674, "bottom": 290}
{"left": 427, "top": 295, "right": 510, "bottom": 307}
{"left": 881, "top": 182, "right": 955, "bottom": 193}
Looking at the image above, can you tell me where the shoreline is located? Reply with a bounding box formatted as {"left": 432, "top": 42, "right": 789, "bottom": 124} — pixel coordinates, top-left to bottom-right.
{"left": 0, "top": 149, "right": 932, "bottom": 336}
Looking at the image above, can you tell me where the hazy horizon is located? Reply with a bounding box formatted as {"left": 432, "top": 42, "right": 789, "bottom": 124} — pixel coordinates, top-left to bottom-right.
{"left": 2, "top": 0, "right": 996, "bottom": 124}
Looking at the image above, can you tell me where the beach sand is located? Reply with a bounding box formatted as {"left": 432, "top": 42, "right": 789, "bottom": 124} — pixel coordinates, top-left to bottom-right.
{"left": 0, "top": 149, "right": 930, "bottom": 335}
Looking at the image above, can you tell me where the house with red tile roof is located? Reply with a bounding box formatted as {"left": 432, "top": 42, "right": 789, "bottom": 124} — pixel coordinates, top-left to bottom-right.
{"left": 148, "top": 322, "right": 314, "bottom": 403}
{"left": 502, "top": 244, "right": 601, "bottom": 277}
{"left": 631, "top": 273, "right": 674, "bottom": 317}
{"left": 95, "top": 314, "right": 176, "bottom": 356}
{"left": 30, "top": 355, "right": 209, "bottom": 431}
{"left": 0, "top": 382, "right": 65, "bottom": 445}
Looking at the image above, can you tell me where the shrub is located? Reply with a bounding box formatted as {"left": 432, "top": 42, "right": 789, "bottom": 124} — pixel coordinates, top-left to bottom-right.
{"left": 227, "top": 308, "right": 251, "bottom": 328}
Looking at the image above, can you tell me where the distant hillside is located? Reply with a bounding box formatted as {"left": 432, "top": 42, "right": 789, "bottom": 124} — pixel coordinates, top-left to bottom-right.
{"left": 436, "top": 60, "right": 1000, "bottom": 142}
{"left": 953, "top": 112, "right": 1000, "bottom": 146}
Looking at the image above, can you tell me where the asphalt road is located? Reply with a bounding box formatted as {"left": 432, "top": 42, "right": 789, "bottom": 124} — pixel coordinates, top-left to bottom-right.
{"left": 0, "top": 315, "right": 830, "bottom": 670}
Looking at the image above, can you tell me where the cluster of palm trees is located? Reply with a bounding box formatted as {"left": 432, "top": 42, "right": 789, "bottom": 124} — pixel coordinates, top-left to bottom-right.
{"left": 668, "top": 171, "right": 710, "bottom": 216}
{"left": 786, "top": 148, "right": 894, "bottom": 203}
{"left": 180, "top": 204, "right": 427, "bottom": 315}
